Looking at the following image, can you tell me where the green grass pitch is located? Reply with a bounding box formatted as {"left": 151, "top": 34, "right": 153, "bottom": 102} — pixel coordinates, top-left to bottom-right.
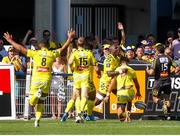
{"left": 0, "top": 119, "right": 180, "bottom": 135}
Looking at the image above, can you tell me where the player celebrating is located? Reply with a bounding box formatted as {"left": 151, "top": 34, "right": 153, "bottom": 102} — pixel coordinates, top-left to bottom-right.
{"left": 146, "top": 44, "right": 180, "bottom": 120}
{"left": 106, "top": 57, "right": 141, "bottom": 122}
{"left": 94, "top": 44, "right": 120, "bottom": 106}
{"left": 3, "top": 30, "right": 75, "bottom": 127}
{"left": 68, "top": 37, "right": 99, "bottom": 123}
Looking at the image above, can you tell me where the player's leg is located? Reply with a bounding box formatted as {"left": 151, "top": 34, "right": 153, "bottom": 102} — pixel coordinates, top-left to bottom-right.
{"left": 50, "top": 89, "right": 56, "bottom": 120}
{"left": 61, "top": 75, "right": 81, "bottom": 122}
{"left": 152, "top": 81, "right": 163, "bottom": 106}
{"left": 125, "top": 89, "right": 135, "bottom": 122}
{"left": 117, "top": 89, "right": 130, "bottom": 122}
{"left": 162, "top": 85, "right": 172, "bottom": 120}
{"left": 34, "top": 93, "right": 48, "bottom": 127}
{"left": 61, "top": 89, "right": 77, "bottom": 122}
{"left": 94, "top": 80, "right": 107, "bottom": 106}
{"left": 29, "top": 86, "right": 41, "bottom": 107}
{"left": 85, "top": 82, "right": 96, "bottom": 121}
{"left": 117, "top": 103, "right": 126, "bottom": 121}
{"left": 80, "top": 86, "right": 88, "bottom": 114}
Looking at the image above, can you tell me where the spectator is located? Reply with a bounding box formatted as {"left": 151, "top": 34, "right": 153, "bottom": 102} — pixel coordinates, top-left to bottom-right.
{"left": 164, "top": 47, "right": 173, "bottom": 58}
{"left": 1, "top": 47, "right": 26, "bottom": 115}
{"left": 125, "top": 45, "right": 136, "bottom": 61}
{"left": 0, "top": 39, "right": 8, "bottom": 61}
{"left": 135, "top": 47, "right": 144, "bottom": 61}
{"left": 146, "top": 33, "right": 157, "bottom": 47}
{"left": 2, "top": 47, "right": 25, "bottom": 73}
{"left": 172, "top": 28, "right": 180, "bottom": 61}
{"left": 99, "top": 44, "right": 110, "bottom": 63}
{"left": 165, "top": 30, "right": 174, "bottom": 48}
{"left": 136, "top": 35, "right": 145, "bottom": 48}
{"left": 22, "top": 30, "right": 39, "bottom": 50}
{"left": 42, "top": 30, "right": 60, "bottom": 50}
{"left": 51, "top": 54, "right": 67, "bottom": 120}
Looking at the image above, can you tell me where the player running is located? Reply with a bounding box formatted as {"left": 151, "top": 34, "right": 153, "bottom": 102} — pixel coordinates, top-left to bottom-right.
{"left": 146, "top": 44, "right": 180, "bottom": 120}
{"left": 3, "top": 30, "right": 75, "bottom": 127}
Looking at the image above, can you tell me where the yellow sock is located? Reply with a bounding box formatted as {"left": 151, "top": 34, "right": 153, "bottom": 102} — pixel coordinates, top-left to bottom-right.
{"left": 65, "top": 99, "right": 75, "bottom": 113}
{"left": 87, "top": 100, "right": 94, "bottom": 116}
{"left": 80, "top": 97, "right": 87, "bottom": 112}
{"left": 75, "top": 97, "right": 81, "bottom": 114}
{"left": 35, "top": 104, "right": 44, "bottom": 120}
{"left": 29, "top": 95, "right": 38, "bottom": 106}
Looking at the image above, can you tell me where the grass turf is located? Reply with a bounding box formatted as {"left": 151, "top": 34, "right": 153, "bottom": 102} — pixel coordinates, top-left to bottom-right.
{"left": 0, "top": 119, "right": 180, "bottom": 135}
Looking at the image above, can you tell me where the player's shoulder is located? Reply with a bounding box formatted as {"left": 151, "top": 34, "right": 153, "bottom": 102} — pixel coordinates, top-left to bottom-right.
{"left": 105, "top": 54, "right": 113, "bottom": 61}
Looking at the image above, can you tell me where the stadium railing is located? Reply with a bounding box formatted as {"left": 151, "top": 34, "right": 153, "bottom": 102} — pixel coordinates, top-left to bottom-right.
{"left": 15, "top": 73, "right": 74, "bottom": 119}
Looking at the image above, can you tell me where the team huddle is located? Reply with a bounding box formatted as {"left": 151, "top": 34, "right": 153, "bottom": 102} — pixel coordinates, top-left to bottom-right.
{"left": 3, "top": 26, "right": 180, "bottom": 127}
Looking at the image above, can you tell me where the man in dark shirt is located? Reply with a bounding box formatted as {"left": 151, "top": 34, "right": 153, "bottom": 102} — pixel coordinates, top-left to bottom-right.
{"left": 146, "top": 43, "right": 180, "bottom": 120}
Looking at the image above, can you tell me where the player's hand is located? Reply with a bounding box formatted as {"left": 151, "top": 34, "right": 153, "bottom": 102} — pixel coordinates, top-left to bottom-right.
{"left": 117, "top": 22, "right": 124, "bottom": 30}
{"left": 3, "top": 32, "right": 13, "bottom": 43}
{"left": 27, "top": 30, "right": 32, "bottom": 35}
{"left": 104, "top": 96, "right": 109, "bottom": 103}
{"left": 167, "top": 37, "right": 173, "bottom": 43}
{"left": 67, "top": 28, "right": 76, "bottom": 39}
{"left": 146, "top": 66, "right": 150, "bottom": 72}
{"left": 135, "top": 91, "right": 141, "bottom": 100}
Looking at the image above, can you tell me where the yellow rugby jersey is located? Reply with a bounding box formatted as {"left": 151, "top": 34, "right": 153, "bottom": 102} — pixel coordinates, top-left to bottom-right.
{"left": 27, "top": 48, "right": 61, "bottom": 80}
{"left": 49, "top": 41, "right": 58, "bottom": 50}
{"left": 70, "top": 48, "right": 97, "bottom": 74}
{"left": 101, "top": 54, "right": 120, "bottom": 81}
{"left": 115, "top": 65, "right": 136, "bottom": 90}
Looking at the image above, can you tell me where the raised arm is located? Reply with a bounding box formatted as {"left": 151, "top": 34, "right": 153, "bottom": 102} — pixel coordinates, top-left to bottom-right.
{"left": 58, "top": 29, "right": 75, "bottom": 53}
{"left": 22, "top": 30, "right": 32, "bottom": 46}
{"left": 3, "top": 32, "right": 27, "bottom": 55}
{"left": 117, "top": 22, "right": 126, "bottom": 50}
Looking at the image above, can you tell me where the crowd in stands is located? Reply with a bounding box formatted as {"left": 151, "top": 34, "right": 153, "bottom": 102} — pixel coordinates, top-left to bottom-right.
{"left": 1, "top": 26, "right": 180, "bottom": 74}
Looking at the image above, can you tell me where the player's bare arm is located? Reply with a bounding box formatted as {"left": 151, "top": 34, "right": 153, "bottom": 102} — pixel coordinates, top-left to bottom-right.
{"left": 146, "top": 66, "right": 155, "bottom": 75}
{"left": 107, "top": 71, "right": 119, "bottom": 77}
{"left": 133, "top": 78, "right": 141, "bottom": 99}
{"left": 3, "top": 32, "right": 27, "bottom": 55}
{"left": 104, "top": 77, "right": 117, "bottom": 102}
{"left": 57, "top": 29, "right": 75, "bottom": 53}
{"left": 117, "top": 22, "right": 126, "bottom": 50}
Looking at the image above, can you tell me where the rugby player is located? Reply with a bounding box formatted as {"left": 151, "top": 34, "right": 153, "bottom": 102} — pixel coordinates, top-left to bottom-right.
{"left": 146, "top": 44, "right": 180, "bottom": 120}
{"left": 106, "top": 57, "right": 141, "bottom": 122}
{"left": 61, "top": 37, "right": 99, "bottom": 123}
{"left": 94, "top": 44, "right": 120, "bottom": 106}
{"left": 3, "top": 30, "right": 75, "bottom": 127}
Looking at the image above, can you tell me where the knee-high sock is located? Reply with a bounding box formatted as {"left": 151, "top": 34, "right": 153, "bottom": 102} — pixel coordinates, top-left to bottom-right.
{"left": 75, "top": 97, "right": 81, "bottom": 114}
{"left": 29, "top": 95, "right": 38, "bottom": 106}
{"left": 87, "top": 100, "right": 94, "bottom": 116}
{"left": 80, "top": 97, "right": 87, "bottom": 112}
{"left": 35, "top": 104, "right": 44, "bottom": 121}
{"left": 65, "top": 99, "right": 75, "bottom": 113}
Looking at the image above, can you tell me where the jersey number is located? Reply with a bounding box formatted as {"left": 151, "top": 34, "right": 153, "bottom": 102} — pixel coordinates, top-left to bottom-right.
{"left": 161, "top": 63, "right": 168, "bottom": 71}
{"left": 41, "top": 58, "right": 47, "bottom": 66}
{"left": 79, "top": 58, "right": 87, "bottom": 66}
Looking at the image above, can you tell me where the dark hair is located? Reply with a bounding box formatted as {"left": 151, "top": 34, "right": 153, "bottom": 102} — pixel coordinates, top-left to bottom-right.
{"left": 43, "top": 30, "right": 50, "bottom": 36}
{"left": 38, "top": 40, "right": 50, "bottom": 48}
{"left": 156, "top": 44, "right": 165, "bottom": 53}
{"left": 120, "top": 56, "right": 130, "bottom": 63}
